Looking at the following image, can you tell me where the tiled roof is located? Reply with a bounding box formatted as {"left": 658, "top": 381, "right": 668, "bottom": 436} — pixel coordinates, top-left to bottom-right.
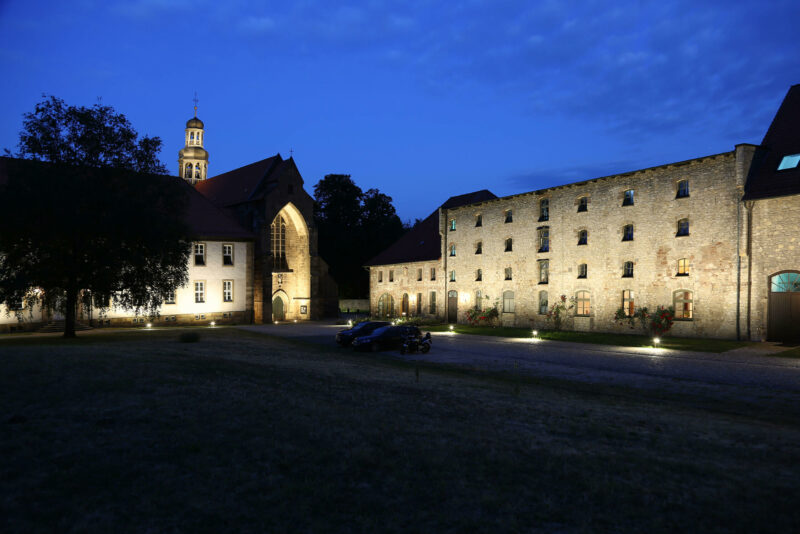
{"left": 0, "top": 156, "right": 255, "bottom": 241}
{"left": 364, "top": 190, "right": 497, "bottom": 266}
{"left": 744, "top": 84, "right": 800, "bottom": 200}
{"left": 195, "top": 154, "right": 292, "bottom": 207}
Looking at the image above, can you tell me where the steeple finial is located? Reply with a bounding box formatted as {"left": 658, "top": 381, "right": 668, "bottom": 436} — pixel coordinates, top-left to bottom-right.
{"left": 193, "top": 91, "right": 199, "bottom": 117}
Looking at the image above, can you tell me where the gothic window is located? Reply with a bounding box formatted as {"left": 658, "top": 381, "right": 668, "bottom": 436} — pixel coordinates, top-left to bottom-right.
{"left": 578, "top": 263, "right": 587, "bottom": 279}
{"left": 575, "top": 291, "right": 591, "bottom": 316}
{"left": 677, "top": 258, "right": 689, "bottom": 276}
{"left": 623, "top": 224, "right": 634, "bottom": 241}
{"left": 271, "top": 215, "right": 287, "bottom": 270}
{"left": 676, "top": 180, "right": 690, "bottom": 198}
{"left": 677, "top": 219, "right": 690, "bottom": 237}
{"left": 539, "top": 198, "right": 549, "bottom": 221}
{"left": 622, "top": 290, "right": 634, "bottom": 317}
{"left": 674, "top": 290, "right": 693, "bottom": 319}
{"left": 623, "top": 261, "right": 634, "bottom": 278}
{"left": 623, "top": 189, "right": 635, "bottom": 206}
{"left": 539, "top": 291, "right": 548, "bottom": 315}
{"left": 578, "top": 230, "right": 588, "bottom": 246}
{"left": 538, "top": 227, "right": 549, "bottom": 252}
{"left": 503, "top": 290, "right": 515, "bottom": 313}
{"left": 538, "top": 260, "right": 549, "bottom": 284}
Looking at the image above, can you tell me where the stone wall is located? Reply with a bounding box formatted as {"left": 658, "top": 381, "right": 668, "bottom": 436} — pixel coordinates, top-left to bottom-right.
{"left": 369, "top": 261, "right": 445, "bottom": 319}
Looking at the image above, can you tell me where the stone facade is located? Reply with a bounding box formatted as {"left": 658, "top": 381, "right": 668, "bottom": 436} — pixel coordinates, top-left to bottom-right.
{"left": 369, "top": 260, "right": 445, "bottom": 320}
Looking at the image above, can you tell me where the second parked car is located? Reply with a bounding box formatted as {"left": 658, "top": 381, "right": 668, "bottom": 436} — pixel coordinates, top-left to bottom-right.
{"left": 335, "top": 321, "right": 390, "bottom": 347}
{"left": 352, "top": 325, "right": 422, "bottom": 352}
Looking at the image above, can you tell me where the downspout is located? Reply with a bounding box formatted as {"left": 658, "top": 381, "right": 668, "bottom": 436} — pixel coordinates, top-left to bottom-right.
{"left": 736, "top": 194, "right": 741, "bottom": 340}
{"left": 745, "top": 201, "right": 754, "bottom": 341}
{"left": 442, "top": 207, "right": 448, "bottom": 322}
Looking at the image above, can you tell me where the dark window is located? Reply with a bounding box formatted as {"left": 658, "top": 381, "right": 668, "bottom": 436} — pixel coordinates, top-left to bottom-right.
{"left": 505, "top": 238, "right": 513, "bottom": 252}
{"left": 578, "top": 230, "right": 588, "bottom": 246}
{"left": 676, "top": 180, "right": 689, "bottom": 198}
{"left": 476, "top": 269, "right": 482, "bottom": 281}
{"left": 539, "top": 198, "right": 549, "bottom": 222}
{"left": 430, "top": 291, "right": 437, "bottom": 314}
{"left": 475, "top": 214, "right": 482, "bottom": 227}
{"left": 475, "top": 241, "right": 482, "bottom": 254}
{"left": 538, "top": 260, "right": 549, "bottom": 284}
{"left": 223, "top": 244, "right": 234, "bottom": 265}
{"left": 622, "top": 224, "right": 634, "bottom": 241}
{"left": 450, "top": 244, "right": 456, "bottom": 257}
{"left": 417, "top": 268, "right": 422, "bottom": 281}
{"left": 389, "top": 270, "right": 394, "bottom": 282}
{"left": 378, "top": 271, "right": 383, "bottom": 283}
{"left": 504, "top": 267, "right": 512, "bottom": 280}
{"left": 578, "top": 197, "right": 588, "bottom": 212}
{"left": 538, "top": 291, "right": 548, "bottom": 315}
{"left": 538, "top": 227, "right": 549, "bottom": 252}
{"left": 430, "top": 268, "right": 436, "bottom": 281}
{"left": 504, "top": 210, "right": 513, "bottom": 223}
{"left": 623, "top": 261, "right": 634, "bottom": 278}
{"left": 578, "top": 263, "right": 587, "bottom": 279}
{"left": 193, "top": 243, "right": 205, "bottom": 266}
{"left": 271, "top": 216, "right": 287, "bottom": 269}
{"left": 677, "top": 219, "right": 690, "bottom": 237}
{"left": 503, "top": 291, "right": 515, "bottom": 313}
{"left": 623, "top": 189, "right": 634, "bottom": 206}
{"left": 449, "top": 219, "right": 456, "bottom": 231}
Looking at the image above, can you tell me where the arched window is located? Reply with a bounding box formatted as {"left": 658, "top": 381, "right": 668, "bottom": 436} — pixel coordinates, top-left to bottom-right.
{"left": 195, "top": 165, "right": 201, "bottom": 178}
{"left": 623, "top": 189, "right": 635, "bottom": 206}
{"left": 674, "top": 290, "right": 693, "bottom": 319}
{"left": 538, "top": 291, "right": 548, "bottom": 315}
{"left": 377, "top": 293, "right": 395, "bottom": 318}
{"left": 184, "top": 163, "right": 192, "bottom": 178}
{"left": 271, "top": 215, "right": 287, "bottom": 269}
{"left": 539, "top": 198, "right": 549, "bottom": 221}
{"left": 677, "top": 218, "right": 690, "bottom": 237}
{"left": 623, "top": 261, "right": 634, "bottom": 278}
{"left": 502, "top": 290, "right": 515, "bottom": 313}
{"left": 770, "top": 272, "right": 800, "bottom": 292}
{"left": 190, "top": 132, "right": 195, "bottom": 143}
{"left": 622, "top": 290, "right": 634, "bottom": 316}
{"left": 578, "top": 230, "right": 588, "bottom": 246}
{"left": 576, "top": 291, "right": 591, "bottom": 316}
{"left": 450, "top": 243, "right": 456, "bottom": 257}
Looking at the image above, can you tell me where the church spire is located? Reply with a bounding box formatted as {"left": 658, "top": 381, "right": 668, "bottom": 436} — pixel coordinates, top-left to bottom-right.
{"left": 178, "top": 95, "right": 209, "bottom": 186}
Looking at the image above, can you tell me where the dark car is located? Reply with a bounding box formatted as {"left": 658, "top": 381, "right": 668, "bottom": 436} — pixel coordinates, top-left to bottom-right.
{"left": 335, "top": 321, "right": 390, "bottom": 346}
{"left": 352, "top": 325, "right": 422, "bottom": 352}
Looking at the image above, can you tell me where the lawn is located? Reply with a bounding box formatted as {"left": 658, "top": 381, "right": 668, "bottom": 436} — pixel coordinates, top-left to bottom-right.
{"left": 1, "top": 328, "right": 798, "bottom": 533}
{"left": 426, "top": 324, "right": 751, "bottom": 352}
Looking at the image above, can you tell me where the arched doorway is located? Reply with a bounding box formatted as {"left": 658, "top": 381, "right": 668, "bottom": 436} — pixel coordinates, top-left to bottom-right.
{"left": 377, "top": 294, "right": 394, "bottom": 318}
{"left": 448, "top": 290, "right": 458, "bottom": 323}
{"left": 768, "top": 271, "right": 800, "bottom": 342}
{"left": 272, "top": 295, "right": 285, "bottom": 321}
{"left": 401, "top": 293, "right": 409, "bottom": 316}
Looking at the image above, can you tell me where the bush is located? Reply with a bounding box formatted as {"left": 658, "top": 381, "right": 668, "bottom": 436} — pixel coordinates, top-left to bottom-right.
{"left": 650, "top": 306, "right": 675, "bottom": 336}
{"left": 546, "top": 295, "right": 574, "bottom": 331}
{"left": 179, "top": 332, "right": 200, "bottom": 343}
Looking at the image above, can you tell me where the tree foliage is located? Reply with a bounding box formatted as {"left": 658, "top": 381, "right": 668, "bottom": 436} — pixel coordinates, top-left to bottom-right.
{"left": 314, "top": 175, "right": 406, "bottom": 298}
{"left": 0, "top": 96, "right": 190, "bottom": 337}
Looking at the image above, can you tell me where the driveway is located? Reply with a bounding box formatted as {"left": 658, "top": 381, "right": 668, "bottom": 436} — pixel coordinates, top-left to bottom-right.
{"left": 240, "top": 321, "right": 800, "bottom": 400}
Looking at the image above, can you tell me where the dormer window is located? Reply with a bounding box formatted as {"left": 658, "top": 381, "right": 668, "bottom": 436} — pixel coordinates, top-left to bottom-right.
{"left": 778, "top": 154, "right": 800, "bottom": 170}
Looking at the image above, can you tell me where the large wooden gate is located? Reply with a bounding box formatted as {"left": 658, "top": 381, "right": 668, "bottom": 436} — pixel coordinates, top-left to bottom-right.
{"left": 447, "top": 290, "right": 458, "bottom": 323}
{"left": 768, "top": 272, "right": 800, "bottom": 342}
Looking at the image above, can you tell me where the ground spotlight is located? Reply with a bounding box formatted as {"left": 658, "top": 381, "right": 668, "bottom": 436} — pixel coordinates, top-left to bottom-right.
{"left": 146, "top": 322, "right": 152, "bottom": 328}
{"left": 449, "top": 325, "right": 454, "bottom": 331}
{"left": 210, "top": 321, "right": 216, "bottom": 327}
{"left": 653, "top": 337, "right": 660, "bottom": 347}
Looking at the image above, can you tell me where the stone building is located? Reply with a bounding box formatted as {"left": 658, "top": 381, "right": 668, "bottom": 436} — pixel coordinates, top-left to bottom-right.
{"left": 367, "top": 85, "right": 800, "bottom": 342}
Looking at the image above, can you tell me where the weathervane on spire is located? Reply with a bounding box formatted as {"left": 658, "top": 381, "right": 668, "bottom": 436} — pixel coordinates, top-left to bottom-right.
{"left": 193, "top": 91, "right": 199, "bottom": 117}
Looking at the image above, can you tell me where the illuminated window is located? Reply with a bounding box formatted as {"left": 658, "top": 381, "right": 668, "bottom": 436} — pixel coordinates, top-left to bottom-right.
{"left": 475, "top": 269, "right": 482, "bottom": 281}
{"left": 677, "top": 218, "right": 690, "bottom": 237}
{"left": 271, "top": 215, "right": 287, "bottom": 269}
{"left": 429, "top": 291, "right": 437, "bottom": 314}
{"left": 677, "top": 258, "right": 689, "bottom": 276}
{"left": 538, "top": 291, "right": 548, "bottom": 315}
{"left": 449, "top": 219, "right": 456, "bottom": 231}
{"left": 504, "top": 209, "right": 513, "bottom": 223}
{"left": 623, "top": 189, "right": 634, "bottom": 206}
{"left": 622, "top": 224, "right": 634, "bottom": 241}
{"left": 676, "top": 180, "right": 690, "bottom": 198}
{"left": 578, "top": 196, "right": 588, "bottom": 212}
{"left": 622, "top": 290, "right": 634, "bottom": 316}
{"left": 504, "top": 267, "right": 512, "bottom": 280}
{"left": 577, "top": 263, "right": 587, "bottom": 279}
{"left": 578, "top": 230, "right": 588, "bottom": 246}
{"left": 575, "top": 291, "right": 591, "bottom": 316}
{"left": 505, "top": 238, "right": 513, "bottom": 252}
{"left": 223, "top": 244, "right": 234, "bottom": 266}
{"left": 538, "top": 260, "right": 549, "bottom": 284}
{"left": 193, "top": 243, "right": 205, "bottom": 266}
{"left": 475, "top": 214, "right": 482, "bottom": 227}
{"left": 623, "top": 261, "right": 634, "bottom": 278}
{"left": 777, "top": 153, "right": 800, "bottom": 170}
{"left": 223, "top": 280, "right": 233, "bottom": 302}
{"left": 674, "top": 290, "right": 693, "bottom": 319}
{"left": 194, "top": 281, "right": 205, "bottom": 303}
{"left": 475, "top": 241, "right": 482, "bottom": 254}
{"left": 450, "top": 270, "right": 456, "bottom": 282}
{"left": 164, "top": 290, "right": 176, "bottom": 305}
{"left": 539, "top": 198, "right": 549, "bottom": 221}
{"left": 538, "top": 227, "right": 549, "bottom": 252}
{"left": 450, "top": 243, "right": 456, "bottom": 257}
{"left": 503, "top": 290, "right": 515, "bottom": 313}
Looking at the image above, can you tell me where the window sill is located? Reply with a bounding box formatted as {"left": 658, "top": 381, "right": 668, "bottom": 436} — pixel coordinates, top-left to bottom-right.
{"left": 675, "top": 194, "right": 690, "bottom": 199}
{"left": 676, "top": 273, "right": 689, "bottom": 277}
{"left": 577, "top": 275, "right": 587, "bottom": 279}
{"left": 622, "top": 275, "right": 634, "bottom": 278}
{"left": 538, "top": 281, "right": 549, "bottom": 285}
{"left": 676, "top": 234, "right": 690, "bottom": 238}
{"left": 622, "top": 238, "right": 633, "bottom": 242}
{"left": 538, "top": 216, "right": 549, "bottom": 222}
{"left": 538, "top": 248, "right": 549, "bottom": 253}
{"left": 577, "top": 243, "right": 587, "bottom": 246}
{"left": 577, "top": 207, "right": 588, "bottom": 213}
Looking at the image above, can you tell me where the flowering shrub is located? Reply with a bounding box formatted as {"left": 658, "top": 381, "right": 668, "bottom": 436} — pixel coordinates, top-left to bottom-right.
{"left": 546, "top": 295, "right": 574, "bottom": 331}
{"left": 614, "top": 306, "right": 650, "bottom": 333}
{"left": 650, "top": 306, "right": 675, "bottom": 336}
{"left": 615, "top": 305, "right": 673, "bottom": 336}
{"left": 466, "top": 300, "right": 499, "bottom": 326}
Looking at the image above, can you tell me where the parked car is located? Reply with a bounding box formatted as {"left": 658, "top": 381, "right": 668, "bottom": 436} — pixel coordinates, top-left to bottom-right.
{"left": 335, "top": 321, "right": 390, "bottom": 346}
{"left": 352, "top": 325, "right": 422, "bottom": 352}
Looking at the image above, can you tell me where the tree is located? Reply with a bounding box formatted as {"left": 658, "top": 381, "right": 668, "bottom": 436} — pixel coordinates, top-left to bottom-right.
{"left": 0, "top": 96, "right": 191, "bottom": 337}
{"left": 313, "top": 175, "right": 406, "bottom": 298}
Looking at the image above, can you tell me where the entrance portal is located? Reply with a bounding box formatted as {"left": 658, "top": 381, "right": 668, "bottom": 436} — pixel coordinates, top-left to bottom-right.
{"left": 272, "top": 296, "right": 285, "bottom": 321}
{"left": 768, "top": 271, "right": 800, "bottom": 342}
{"left": 448, "top": 290, "right": 457, "bottom": 323}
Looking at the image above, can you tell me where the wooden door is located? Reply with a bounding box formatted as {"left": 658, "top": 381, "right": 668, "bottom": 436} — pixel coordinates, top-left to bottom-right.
{"left": 448, "top": 290, "right": 457, "bottom": 323}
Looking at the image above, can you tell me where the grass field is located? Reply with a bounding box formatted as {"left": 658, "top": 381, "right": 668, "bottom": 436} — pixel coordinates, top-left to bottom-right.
{"left": 1, "top": 328, "right": 798, "bottom": 532}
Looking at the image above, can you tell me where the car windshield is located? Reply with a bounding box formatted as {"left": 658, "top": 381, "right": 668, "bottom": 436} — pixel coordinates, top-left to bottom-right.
{"left": 351, "top": 322, "right": 370, "bottom": 331}
{"left": 371, "top": 326, "right": 391, "bottom": 335}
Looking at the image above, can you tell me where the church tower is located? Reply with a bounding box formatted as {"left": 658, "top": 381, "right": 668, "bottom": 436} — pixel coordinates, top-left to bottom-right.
{"left": 178, "top": 96, "right": 209, "bottom": 185}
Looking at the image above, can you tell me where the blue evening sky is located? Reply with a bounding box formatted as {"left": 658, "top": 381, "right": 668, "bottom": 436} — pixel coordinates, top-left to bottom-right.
{"left": 1, "top": 0, "right": 798, "bottom": 222}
